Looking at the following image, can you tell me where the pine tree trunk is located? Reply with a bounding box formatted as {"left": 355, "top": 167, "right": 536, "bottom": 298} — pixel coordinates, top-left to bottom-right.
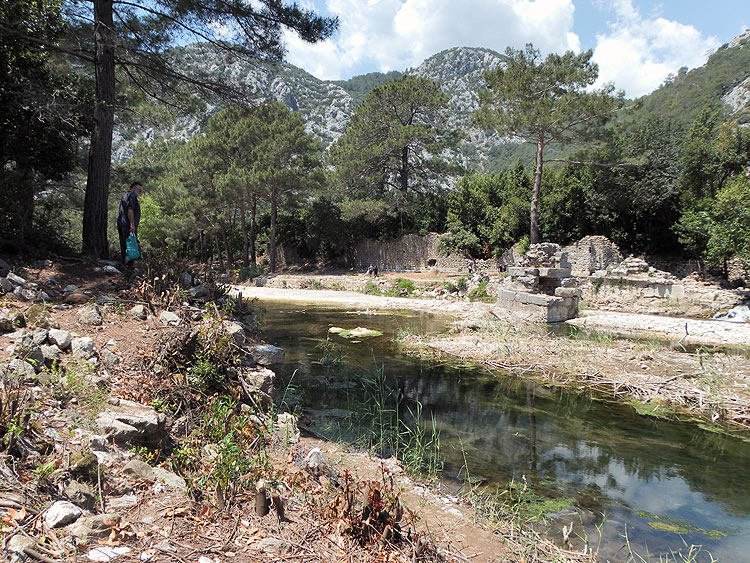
{"left": 82, "top": 0, "right": 115, "bottom": 258}
{"left": 400, "top": 146, "right": 409, "bottom": 194}
{"left": 530, "top": 137, "right": 544, "bottom": 245}
{"left": 250, "top": 195, "right": 257, "bottom": 265}
{"left": 221, "top": 223, "right": 232, "bottom": 265}
{"left": 269, "top": 186, "right": 278, "bottom": 272}
{"left": 240, "top": 199, "right": 249, "bottom": 266}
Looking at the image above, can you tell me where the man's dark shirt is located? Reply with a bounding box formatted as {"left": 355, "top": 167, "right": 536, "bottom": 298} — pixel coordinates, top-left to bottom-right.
{"left": 117, "top": 191, "right": 140, "bottom": 231}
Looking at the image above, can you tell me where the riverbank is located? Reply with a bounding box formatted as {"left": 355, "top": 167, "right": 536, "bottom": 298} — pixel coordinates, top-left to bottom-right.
{"left": 233, "top": 283, "right": 750, "bottom": 431}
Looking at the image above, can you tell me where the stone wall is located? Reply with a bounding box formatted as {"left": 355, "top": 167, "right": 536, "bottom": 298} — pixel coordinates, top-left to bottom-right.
{"left": 349, "top": 233, "right": 501, "bottom": 274}
{"left": 559, "top": 236, "right": 623, "bottom": 276}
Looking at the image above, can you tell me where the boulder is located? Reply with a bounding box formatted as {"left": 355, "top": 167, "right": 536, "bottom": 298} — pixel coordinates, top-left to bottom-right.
{"left": 7, "top": 535, "right": 36, "bottom": 559}
{"left": 32, "top": 327, "right": 48, "bottom": 345}
{"left": 41, "top": 344, "right": 63, "bottom": 366}
{"left": 106, "top": 495, "right": 139, "bottom": 510}
{"left": 69, "top": 450, "right": 99, "bottom": 481}
{"left": 181, "top": 272, "right": 193, "bottom": 287}
{"left": 250, "top": 344, "right": 285, "bottom": 366}
{"left": 9, "top": 359, "right": 36, "bottom": 378}
{"left": 48, "top": 328, "right": 72, "bottom": 350}
{"left": 101, "top": 349, "right": 119, "bottom": 367}
{"left": 45, "top": 500, "right": 82, "bottom": 528}
{"left": 71, "top": 337, "right": 96, "bottom": 359}
{"left": 0, "top": 311, "right": 13, "bottom": 332}
{"left": 223, "top": 321, "right": 246, "bottom": 346}
{"left": 25, "top": 304, "right": 56, "bottom": 329}
{"left": 79, "top": 304, "right": 103, "bottom": 326}
{"left": 159, "top": 311, "right": 180, "bottom": 326}
{"left": 0, "top": 257, "right": 10, "bottom": 271}
{"left": 0, "top": 277, "right": 13, "bottom": 293}
{"left": 6, "top": 272, "right": 26, "bottom": 286}
{"left": 102, "top": 265, "right": 121, "bottom": 274}
{"left": 274, "top": 413, "right": 300, "bottom": 445}
{"left": 188, "top": 286, "right": 209, "bottom": 299}
{"left": 65, "top": 480, "right": 97, "bottom": 511}
{"left": 129, "top": 304, "right": 148, "bottom": 320}
{"left": 14, "top": 287, "right": 37, "bottom": 301}
{"left": 152, "top": 467, "right": 187, "bottom": 490}
{"left": 63, "top": 284, "right": 78, "bottom": 293}
{"left": 95, "top": 400, "right": 167, "bottom": 445}
{"left": 64, "top": 292, "right": 89, "bottom": 304}
{"left": 238, "top": 367, "right": 275, "bottom": 408}
{"left": 67, "top": 514, "right": 121, "bottom": 542}
{"left": 11, "top": 334, "right": 44, "bottom": 371}
{"left": 122, "top": 459, "right": 155, "bottom": 481}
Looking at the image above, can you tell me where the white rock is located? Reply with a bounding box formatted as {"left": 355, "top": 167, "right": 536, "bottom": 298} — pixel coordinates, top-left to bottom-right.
{"left": 45, "top": 500, "right": 82, "bottom": 528}
{"left": 72, "top": 337, "right": 96, "bottom": 359}
{"left": 159, "top": 311, "right": 180, "bottom": 326}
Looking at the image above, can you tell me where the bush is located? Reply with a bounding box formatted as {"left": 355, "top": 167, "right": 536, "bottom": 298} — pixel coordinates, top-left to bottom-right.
{"left": 468, "top": 280, "right": 494, "bottom": 302}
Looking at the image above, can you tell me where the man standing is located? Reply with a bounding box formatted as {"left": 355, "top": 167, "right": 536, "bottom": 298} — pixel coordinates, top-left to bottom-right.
{"left": 117, "top": 182, "right": 142, "bottom": 270}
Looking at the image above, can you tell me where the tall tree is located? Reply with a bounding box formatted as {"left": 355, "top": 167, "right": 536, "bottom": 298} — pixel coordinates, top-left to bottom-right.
{"left": 4, "top": 0, "right": 337, "bottom": 257}
{"left": 245, "top": 102, "right": 324, "bottom": 272}
{"left": 330, "top": 75, "right": 460, "bottom": 204}
{"left": 0, "top": 0, "right": 87, "bottom": 248}
{"left": 473, "top": 44, "right": 623, "bottom": 244}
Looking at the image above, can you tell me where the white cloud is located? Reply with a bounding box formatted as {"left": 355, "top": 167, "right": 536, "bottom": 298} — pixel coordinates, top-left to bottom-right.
{"left": 283, "top": 0, "right": 579, "bottom": 80}
{"left": 592, "top": 0, "right": 720, "bottom": 97}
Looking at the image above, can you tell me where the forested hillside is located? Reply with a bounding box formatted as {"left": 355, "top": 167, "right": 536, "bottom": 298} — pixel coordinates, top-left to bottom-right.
{"left": 2, "top": 0, "right": 749, "bottom": 279}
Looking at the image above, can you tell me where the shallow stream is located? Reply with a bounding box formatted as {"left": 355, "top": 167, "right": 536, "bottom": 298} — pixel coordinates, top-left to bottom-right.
{"left": 258, "top": 301, "right": 750, "bottom": 562}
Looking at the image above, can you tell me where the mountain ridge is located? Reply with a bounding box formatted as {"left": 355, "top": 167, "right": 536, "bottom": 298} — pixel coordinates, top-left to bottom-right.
{"left": 114, "top": 35, "right": 750, "bottom": 170}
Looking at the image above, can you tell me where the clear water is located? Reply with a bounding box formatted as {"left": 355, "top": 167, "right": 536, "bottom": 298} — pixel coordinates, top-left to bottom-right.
{"left": 257, "top": 301, "right": 750, "bottom": 562}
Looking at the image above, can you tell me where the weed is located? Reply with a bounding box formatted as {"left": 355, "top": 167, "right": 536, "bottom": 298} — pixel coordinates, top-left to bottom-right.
{"left": 236, "top": 264, "right": 264, "bottom": 281}
{"left": 129, "top": 444, "right": 159, "bottom": 465}
{"left": 399, "top": 402, "right": 443, "bottom": 480}
{"left": 50, "top": 362, "right": 109, "bottom": 423}
{"left": 331, "top": 282, "right": 344, "bottom": 291}
{"left": 32, "top": 459, "right": 58, "bottom": 481}
{"left": 362, "top": 281, "right": 382, "bottom": 295}
{"left": 170, "top": 395, "right": 272, "bottom": 503}
{"left": 515, "top": 235, "right": 530, "bottom": 255}
{"left": 442, "top": 280, "right": 457, "bottom": 293}
{"left": 456, "top": 277, "right": 468, "bottom": 292}
{"left": 468, "top": 280, "right": 495, "bottom": 302}
{"left": 309, "top": 279, "right": 326, "bottom": 290}
{"left": 396, "top": 325, "right": 422, "bottom": 341}
{"left": 593, "top": 277, "right": 604, "bottom": 294}
{"left": 317, "top": 337, "right": 346, "bottom": 368}
{"left": 394, "top": 278, "right": 415, "bottom": 295}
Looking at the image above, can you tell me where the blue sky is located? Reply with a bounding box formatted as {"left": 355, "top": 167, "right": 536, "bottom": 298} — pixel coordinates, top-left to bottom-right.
{"left": 281, "top": 0, "right": 749, "bottom": 97}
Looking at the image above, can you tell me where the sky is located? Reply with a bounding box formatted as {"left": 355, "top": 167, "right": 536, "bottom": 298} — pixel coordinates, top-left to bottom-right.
{"left": 281, "top": 0, "right": 750, "bottom": 98}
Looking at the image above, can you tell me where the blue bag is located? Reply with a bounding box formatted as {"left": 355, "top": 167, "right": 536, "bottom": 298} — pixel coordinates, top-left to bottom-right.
{"left": 125, "top": 233, "right": 141, "bottom": 260}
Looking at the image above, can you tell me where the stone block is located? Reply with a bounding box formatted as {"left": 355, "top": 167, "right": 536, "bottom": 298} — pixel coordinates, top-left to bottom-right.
{"left": 538, "top": 268, "right": 572, "bottom": 279}
{"left": 555, "top": 287, "right": 581, "bottom": 298}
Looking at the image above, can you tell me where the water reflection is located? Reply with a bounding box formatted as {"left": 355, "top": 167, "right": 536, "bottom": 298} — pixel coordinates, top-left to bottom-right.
{"left": 258, "top": 302, "right": 750, "bottom": 561}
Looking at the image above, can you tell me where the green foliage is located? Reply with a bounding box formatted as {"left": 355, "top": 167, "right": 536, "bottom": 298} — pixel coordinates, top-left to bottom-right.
{"left": 468, "top": 280, "right": 494, "bottom": 302}
{"left": 515, "top": 236, "right": 530, "bottom": 255}
{"left": 394, "top": 278, "right": 416, "bottom": 295}
{"left": 0, "top": 0, "right": 88, "bottom": 248}
{"left": 442, "top": 165, "right": 531, "bottom": 257}
{"left": 330, "top": 74, "right": 461, "bottom": 205}
{"left": 331, "top": 70, "right": 402, "bottom": 105}
{"left": 456, "top": 276, "right": 468, "bottom": 292}
{"left": 474, "top": 43, "right": 624, "bottom": 243}
{"left": 171, "top": 395, "right": 271, "bottom": 496}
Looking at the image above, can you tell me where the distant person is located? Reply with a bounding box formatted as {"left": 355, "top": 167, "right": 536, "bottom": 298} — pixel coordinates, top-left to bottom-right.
{"left": 366, "top": 264, "right": 373, "bottom": 276}
{"left": 468, "top": 263, "right": 473, "bottom": 275}
{"left": 373, "top": 266, "right": 378, "bottom": 277}
{"left": 117, "top": 181, "right": 143, "bottom": 272}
